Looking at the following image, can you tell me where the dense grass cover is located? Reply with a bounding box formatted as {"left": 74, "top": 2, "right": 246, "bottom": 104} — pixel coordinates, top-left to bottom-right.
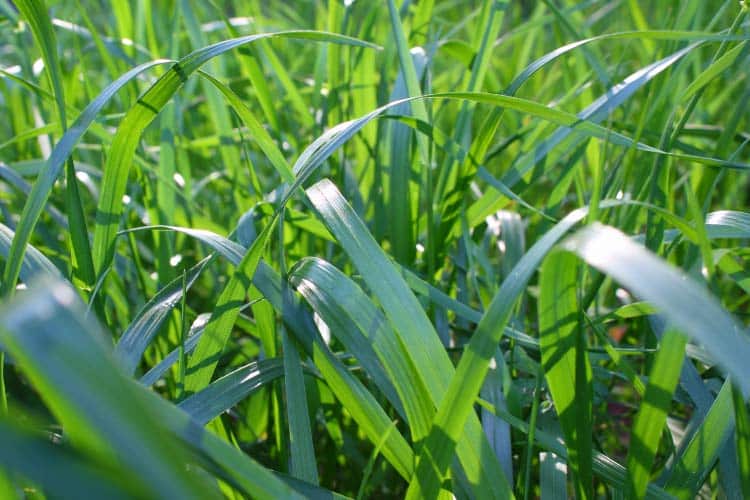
{"left": 1, "top": 0, "right": 749, "bottom": 498}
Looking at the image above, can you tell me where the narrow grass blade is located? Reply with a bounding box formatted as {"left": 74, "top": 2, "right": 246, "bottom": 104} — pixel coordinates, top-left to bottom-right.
{"left": 290, "top": 257, "right": 431, "bottom": 437}
{"left": 178, "top": 358, "right": 283, "bottom": 425}
{"left": 403, "top": 202, "right": 611, "bottom": 498}
{"left": 252, "top": 263, "right": 415, "bottom": 481}
{"left": 198, "top": 71, "right": 294, "bottom": 182}
{"left": 479, "top": 396, "right": 674, "bottom": 499}
{"left": 731, "top": 383, "right": 750, "bottom": 500}
{"left": 140, "top": 313, "right": 210, "bottom": 387}
{"left": 538, "top": 251, "right": 593, "bottom": 499}
{"left": 115, "top": 258, "right": 209, "bottom": 375}
{"left": 15, "top": 0, "right": 96, "bottom": 289}
{"left": 625, "top": 328, "right": 688, "bottom": 499}
{"left": 282, "top": 328, "right": 319, "bottom": 484}
{"left": 183, "top": 215, "right": 276, "bottom": 394}
{"left": 562, "top": 224, "right": 750, "bottom": 394}
{"left": 663, "top": 380, "right": 734, "bottom": 498}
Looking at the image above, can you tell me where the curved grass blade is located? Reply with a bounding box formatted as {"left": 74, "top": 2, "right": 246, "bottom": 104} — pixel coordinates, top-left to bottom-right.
{"left": 140, "top": 313, "right": 210, "bottom": 387}
{"left": 306, "top": 179, "right": 512, "bottom": 499}
{"left": 0, "top": 279, "right": 219, "bottom": 499}
{"left": 562, "top": 224, "right": 750, "bottom": 394}
{"left": 91, "top": 30, "right": 379, "bottom": 278}
{"left": 197, "top": 71, "right": 293, "bottom": 183}
{"left": 0, "top": 418, "right": 146, "bottom": 500}
{"left": 115, "top": 257, "right": 210, "bottom": 375}
{"left": 1, "top": 59, "right": 172, "bottom": 296}
{"left": 293, "top": 92, "right": 748, "bottom": 216}
{"left": 252, "top": 263, "right": 415, "bottom": 481}
{"left": 183, "top": 216, "right": 276, "bottom": 394}
{"left": 705, "top": 210, "right": 750, "bottom": 238}
{"left": 139, "top": 223, "right": 415, "bottom": 479}
{"left": 538, "top": 251, "right": 593, "bottom": 499}
{"left": 0, "top": 277, "right": 304, "bottom": 499}
{"left": 506, "top": 30, "right": 749, "bottom": 95}
{"left": 178, "top": 358, "right": 283, "bottom": 425}
{"left": 0, "top": 222, "right": 63, "bottom": 282}
{"left": 404, "top": 201, "right": 615, "bottom": 498}
{"left": 290, "top": 257, "right": 430, "bottom": 437}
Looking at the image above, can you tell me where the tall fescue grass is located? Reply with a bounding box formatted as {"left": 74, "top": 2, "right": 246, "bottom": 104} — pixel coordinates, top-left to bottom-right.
{"left": 1, "top": 0, "right": 749, "bottom": 498}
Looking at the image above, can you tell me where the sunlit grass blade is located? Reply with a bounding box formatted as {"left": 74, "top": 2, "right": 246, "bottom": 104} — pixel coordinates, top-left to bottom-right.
{"left": 540, "top": 452, "right": 567, "bottom": 500}
{"left": 290, "top": 256, "right": 430, "bottom": 437}
{"left": 178, "top": 358, "right": 283, "bottom": 425}
{"left": 198, "top": 71, "right": 294, "bottom": 182}
{"left": 538, "top": 251, "right": 593, "bottom": 499}
{"left": 663, "top": 380, "right": 734, "bottom": 498}
{"left": 253, "top": 258, "right": 417, "bottom": 481}
{"left": 140, "top": 313, "right": 210, "bottom": 387}
{"left": 183, "top": 216, "right": 275, "bottom": 394}
{"left": 306, "top": 179, "right": 512, "bottom": 499}
{"left": 625, "top": 328, "right": 687, "bottom": 499}
{"left": 1, "top": 59, "right": 171, "bottom": 296}
{"left": 90, "top": 30, "right": 379, "bottom": 278}
{"left": 403, "top": 202, "right": 610, "bottom": 498}
{"left": 562, "top": 224, "right": 750, "bottom": 394}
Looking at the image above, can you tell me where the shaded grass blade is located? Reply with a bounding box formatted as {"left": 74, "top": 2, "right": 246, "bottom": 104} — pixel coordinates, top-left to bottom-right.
{"left": 282, "top": 328, "right": 319, "bottom": 484}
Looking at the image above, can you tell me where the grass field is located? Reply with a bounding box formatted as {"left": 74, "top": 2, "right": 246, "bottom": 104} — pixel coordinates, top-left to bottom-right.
{"left": 1, "top": 0, "right": 750, "bottom": 498}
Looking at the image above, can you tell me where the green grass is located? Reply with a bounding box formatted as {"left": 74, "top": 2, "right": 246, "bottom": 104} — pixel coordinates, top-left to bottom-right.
{"left": 1, "top": 0, "right": 750, "bottom": 498}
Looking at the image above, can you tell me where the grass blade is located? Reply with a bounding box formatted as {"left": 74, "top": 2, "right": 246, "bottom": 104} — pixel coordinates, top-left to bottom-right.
{"left": 306, "top": 179, "right": 512, "bottom": 499}
{"left": 178, "top": 359, "right": 283, "bottom": 425}
{"left": 91, "top": 30, "right": 379, "bottom": 277}
{"left": 562, "top": 224, "right": 750, "bottom": 394}
{"left": 115, "top": 258, "right": 209, "bottom": 375}
{"left": 1, "top": 59, "right": 171, "bottom": 296}
{"left": 663, "top": 380, "right": 734, "bottom": 498}
{"left": 538, "top": 251, "right": 593, "bottom": 499}
{"left": 625, "top": 328, "right": 688, "bottom": 499}
{"left": 282, "top": 328, "right": 319, "bottom": 484}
